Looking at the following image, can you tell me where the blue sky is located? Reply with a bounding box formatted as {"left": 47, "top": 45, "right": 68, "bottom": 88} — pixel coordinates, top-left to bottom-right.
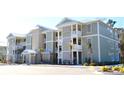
{"left": 0, "top": 0, "right": 123, "bottom": 45}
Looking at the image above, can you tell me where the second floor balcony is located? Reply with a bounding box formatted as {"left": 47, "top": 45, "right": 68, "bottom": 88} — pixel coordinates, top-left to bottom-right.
{"left": 71, "top": 31, "right": 82, "bottom": 37}
{"left": 72, "top": 44, "right": 82, "bottom": 51}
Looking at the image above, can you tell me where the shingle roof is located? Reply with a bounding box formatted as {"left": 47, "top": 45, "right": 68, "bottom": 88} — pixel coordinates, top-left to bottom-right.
{"left": 56, "top": 17, "right": 82, "bottom": 27}
{"left": 7, "top": 33, "right": 26, "bottom": 38}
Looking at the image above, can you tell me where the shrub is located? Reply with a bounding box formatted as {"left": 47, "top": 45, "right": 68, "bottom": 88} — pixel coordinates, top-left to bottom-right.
{"left": 101, "top": 66, "right": 110, "bottom": 72}
{"left": 112, "top": 66, "right": 120, "bottom": 71}
{"left": 120, "top": 67, "right": 124, "bottom": 73}
{"left": 89, "top": 62, "right": 96, "bottom": 66}
{"left": 83, "top": 63, "right": 89, "bottom": 66}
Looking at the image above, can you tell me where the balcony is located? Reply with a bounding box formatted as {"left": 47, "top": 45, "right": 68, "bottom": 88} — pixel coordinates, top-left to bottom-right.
{"left": 58, "top": 36, "right": 62, "bottom": 40}
{"left": 58, "top": 52, "right": 62, "bottom": 58}
{"left": 15, "top": 45, "right": 24, "bottom": 50}
{"left": 58, "top": 41, "right": 62, "bottom": 45}
{"left": 16, "top": 42, "right": 26, "bottom": 46}
{"left": 72, "top": 44, "right": 82, "bottom": 50}
{"left": 71, "top": 31, "right": 82, "bottom": 37}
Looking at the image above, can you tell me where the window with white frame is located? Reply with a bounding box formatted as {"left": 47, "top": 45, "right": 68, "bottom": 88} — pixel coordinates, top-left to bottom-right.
{"left": 72, "top": 24, "right": 76, "bottom": 31}
{"left": 78, "top": 24, "right": 81, "bottom": 31}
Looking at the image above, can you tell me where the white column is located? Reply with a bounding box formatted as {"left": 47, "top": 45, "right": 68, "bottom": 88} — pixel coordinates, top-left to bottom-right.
{"left": 76, "top": 23, "right": 79, "bottom": 64}
{"left": 72, "top": 51, "right": 73, "bottom": 64}
{"left": 58, "top": 31, "right": 59, "bottom": 64}
{"left": 97, "top": 22, "right": 101, "bottom": 62}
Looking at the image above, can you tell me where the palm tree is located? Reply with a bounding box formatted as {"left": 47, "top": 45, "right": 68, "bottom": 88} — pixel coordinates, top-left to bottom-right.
{"left": 120, "top": 32, "right": 124, "bottom": 65}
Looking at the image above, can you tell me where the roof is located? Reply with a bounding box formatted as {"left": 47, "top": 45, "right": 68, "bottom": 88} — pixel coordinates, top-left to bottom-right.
{"left": 21, "top": 49, "right": 37, "bottom": 55}
{"left": 7, "top": 33, "right": 26, "bottom": 38}
{"left": 56, "top": 17, "right": 82, "bottom": 27}
{"left": 28, "top": 25, "right": 55, "bottom": 34}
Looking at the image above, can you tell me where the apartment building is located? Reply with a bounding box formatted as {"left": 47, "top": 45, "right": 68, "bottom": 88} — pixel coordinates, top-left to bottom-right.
{"left": 22, "top": 25, "right": 56, "bottom": 64}
{"left": 6, "top": 18, "right": 120, "bottom": 65}
{"left": 7, "top": 33, "right": 26, "bottom": 63}
{"left": 0, "top": 43, "right": 7, "bottom": 63}
{"left": 56, "top": 18, "right": 120, "bottom": 65}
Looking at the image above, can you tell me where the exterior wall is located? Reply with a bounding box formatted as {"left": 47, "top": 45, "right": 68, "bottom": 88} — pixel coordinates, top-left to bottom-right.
{"left": 7, "top": 36, "right": 16, "bottom": 63}
{"left": 0, "top": 46, "right": 7, "bottom": 62}
{"left": 46, "top": 31, "right": 53, "bottom": 41}
{"left": 82, "top": 36, "right": 99, "bottom": 63}
{"left": 100, "top": 36, "right": 120, "bottom": 63}
{"left": 62, "top": 26, "right": 71, "bottom": 38}
{"left": 7, "top": 35, "right": 26, "bottom": 63}
{"left": 63, "top": 52, "right": 72, "bottom": 60}
{"left": 46, "top": 42, "right": 54, "bottom": 52}
{"left": 82, "top": 23, "right": 97, "bottom": 36}
{"left": 32, "top": 30, "right": 40, "bottom": 50}
{"left": 99, "top": 22, "right": 118, "bottom": 40}
{"left": 62, "top": 37, "right": 71, "bottom": 51}
{"left": 26, "top": 34, "right": 32, "bottom": 49}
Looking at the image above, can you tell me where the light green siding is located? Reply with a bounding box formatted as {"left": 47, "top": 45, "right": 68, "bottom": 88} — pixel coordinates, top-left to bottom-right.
{"left": 62, "top": 37, "right": 71, "bottom": 51}
{"left": 46, "top": 42, "right": 53, "bottom": 52}
{"left": 82, "top": 23, "right": 97, "bottom": 36}
{"left": 46, "top": 32, "right": 53, "bottom": 41}
{"left": 82, "top": 36, "right": 99, "bottom": 62}
{"left": 99, "top": 22, "right": 117, "bottom": 40}
{"left": 100, "top": 36, "right": 119, "bottom": 62}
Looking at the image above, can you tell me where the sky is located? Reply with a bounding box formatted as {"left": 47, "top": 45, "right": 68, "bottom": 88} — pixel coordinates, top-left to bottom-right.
{"left": 0, "top": 0, "right": 124, "bottom": 46}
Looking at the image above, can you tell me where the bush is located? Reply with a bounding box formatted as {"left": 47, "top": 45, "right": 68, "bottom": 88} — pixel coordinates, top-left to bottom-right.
{"left": 89, "top": 62, "right": 96, "bottom": 66}
{"left": 101, "top": 66, "right": 110, "bottom": 72}
{"left": 120, "top": 67, "right": 124, "bottom": 73}
{"left": 112, "top": 66, "right": 120, "bottom": 71}
{"left": 83, "top": 63, "right": 89, "bottom": 66}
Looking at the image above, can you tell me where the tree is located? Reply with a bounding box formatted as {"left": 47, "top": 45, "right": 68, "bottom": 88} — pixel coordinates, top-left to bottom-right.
{"left": 120, "top": 32, "right": 124, "bottom": 65}
{"left": 39, "top": 48, "right": 44, "bottom": 52}
{"left": 107, "top": 19, "right": 116, "bottom": 27}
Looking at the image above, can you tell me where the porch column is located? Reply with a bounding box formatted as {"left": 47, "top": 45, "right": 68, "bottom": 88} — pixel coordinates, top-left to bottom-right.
{"left": 77, "top": 51, "right": 79, "bottom": 64}
{"left": 72, "top": 52, "right": 73, "bottom": 64}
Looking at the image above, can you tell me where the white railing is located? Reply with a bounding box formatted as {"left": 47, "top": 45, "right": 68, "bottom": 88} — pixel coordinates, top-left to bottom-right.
{"left": 58, "top": 52, "right": 62, "bottom": 58}
{"left": 58, "top": 36, "right": 62, "bottom": 39}
{"left": 58, "top": 41, "right": 62, "bottom": 45}
{"left": 16, "top": 42, "right": 26, "bottom": 46}
{"left": 71, "top": 31, "right": 82, "bottom": 37}
{"left": 73, "top": 44, "right": 82, "bottom": 50}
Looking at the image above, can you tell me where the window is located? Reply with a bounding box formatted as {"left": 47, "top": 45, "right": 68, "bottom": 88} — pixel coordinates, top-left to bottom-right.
{"left": 72, "top": 24, "right": 76, "bottom": 31}
{"left": 44, "top": 34, "right": 46, "bottom": 39}
{"left": 44, "top": 44, "right": 46, "bottom": 49}
{"left": 87, "top": 24, "right": 91, "bottom": 32}
{"left": 78, "top": 24, "right": 81, "bottom": 31}
{"left": 56, "top": 32, "right": 58, "bottom": 37}
{"left": 59, "top": 46, "right": 62, "bottom": 52}
{"left": 59, "top": 32, "right": 61, "bottom": 36}
{"left": 73, "top": 38, "right": 76, "bottom": 44}
{"left": 87, "top": 38, "right": 92, "bottom": 48}
{"left": 56, "top": 42, "right": 58, "bottom": 48}
{"left": 78, "top": 38, "right": 81, "bottom": 45}
{"left": 87, "top": 38, "right": 91, "bottom": 44}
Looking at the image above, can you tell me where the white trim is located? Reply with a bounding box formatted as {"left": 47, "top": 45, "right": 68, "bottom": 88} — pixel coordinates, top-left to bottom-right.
{"left": 97, "top": 22, "right": 101, "bottom": 62}
{"left": 82, "top": 34, "right": 98, "bottom": 38}
{"left": 99, "top": 34, "right": 119, "bottom": 43}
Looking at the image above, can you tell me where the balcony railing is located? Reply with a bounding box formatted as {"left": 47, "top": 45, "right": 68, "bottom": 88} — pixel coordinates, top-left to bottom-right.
{"left": 71, "top": 31, "right": 82, "bottom": 37}
{"left": 58, "top": 52, "right": 62, "bottom": 58}
{"left": 16, "top": 42, "right": 26, "bottom": 46}
{"left": 72, "top": 44, "right": 82, "bottom": 50}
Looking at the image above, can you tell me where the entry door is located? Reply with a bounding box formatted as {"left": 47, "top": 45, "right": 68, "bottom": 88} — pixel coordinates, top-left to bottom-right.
{"left": 79, "top": 52, "right": 82, "bottom": 64}
{"left": 73, "top": 52, "right": 77, "bottom": 65}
